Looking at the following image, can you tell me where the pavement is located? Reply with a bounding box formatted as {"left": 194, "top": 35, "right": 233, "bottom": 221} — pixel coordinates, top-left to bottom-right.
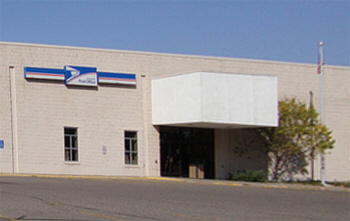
{"left": 1, "top": 173, "right": 349, "bottom": 192}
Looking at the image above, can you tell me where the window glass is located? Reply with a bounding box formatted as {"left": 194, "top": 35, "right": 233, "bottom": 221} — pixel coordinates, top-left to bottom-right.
{"left": 132, "top": 153, "right": 138, "bottom": 165}
{"left": 132, "top": 139, "right": 137, "bottom": 151}
{"left": 125, "top": 140, "right": 130, "bottom": 151}
{"left": 65, "top": 149, "right": 70, "bottom": 161}
{"left": 72, "top": 149, "right": 78, "bottom": 161}
{"left": 72, "top": 136, "right": 78, "bottom": 148}
{"left": 125, "top": 153, "right": 130, "bottom": 164}
{"left": 64, "top": 136, "right": 70, "bottom": 147}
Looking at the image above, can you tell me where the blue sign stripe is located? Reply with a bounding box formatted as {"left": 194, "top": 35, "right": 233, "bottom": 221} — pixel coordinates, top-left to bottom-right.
{"left": 98, "top": 72, "right": 136, "bottom": 80}
{"left": 24, "top": 67, "right": 65, "bottom": 75}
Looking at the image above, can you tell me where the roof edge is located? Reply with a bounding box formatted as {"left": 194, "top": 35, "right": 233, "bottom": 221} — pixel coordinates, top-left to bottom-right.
{"left": 1, "top": 41, "right": 349, "bottom": 69}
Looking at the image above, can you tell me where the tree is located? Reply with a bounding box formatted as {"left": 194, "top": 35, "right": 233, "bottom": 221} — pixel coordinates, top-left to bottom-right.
{"left": 257, "top": 98, "right": 335, "bottom": 181}
{"left": 304, "top": 101, "right": 336, "bottom": 180}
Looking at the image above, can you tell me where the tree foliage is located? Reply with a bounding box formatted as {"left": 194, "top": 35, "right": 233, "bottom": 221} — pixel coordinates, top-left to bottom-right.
{"left": 257, "top": 98, "right": 335, "bottom": 181}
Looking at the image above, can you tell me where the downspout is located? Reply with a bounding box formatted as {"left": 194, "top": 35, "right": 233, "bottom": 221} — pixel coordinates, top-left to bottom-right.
{"left": 141, "top": 73, "right": 150, "bottom": 176}
{"left": 9, "top": 66, "right": 18, "bottom": 173}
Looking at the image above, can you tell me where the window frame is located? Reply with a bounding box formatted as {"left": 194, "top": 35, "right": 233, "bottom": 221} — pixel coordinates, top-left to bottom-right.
{"left": 64, "top": 127, "right": 78, "bottom": 162}
{"left": 124, "top": 131, "right": 138, "bottom": 165}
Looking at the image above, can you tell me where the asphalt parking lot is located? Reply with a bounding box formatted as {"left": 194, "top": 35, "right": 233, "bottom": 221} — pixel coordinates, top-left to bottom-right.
{"left": 0, "top": 175, "right": 349, "bottom": 221}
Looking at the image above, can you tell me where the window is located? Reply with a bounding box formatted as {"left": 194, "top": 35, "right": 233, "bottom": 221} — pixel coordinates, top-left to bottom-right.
{"left": 64, "top": 128, "right": 78, "bottom": 162}
{"left": 125, "top": 131, "right": 138, "bottom": 165}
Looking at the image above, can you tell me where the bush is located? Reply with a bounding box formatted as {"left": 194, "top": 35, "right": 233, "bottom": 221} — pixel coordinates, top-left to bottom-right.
{"left": 231, "top": 170, "right": 266, "bottom": 182}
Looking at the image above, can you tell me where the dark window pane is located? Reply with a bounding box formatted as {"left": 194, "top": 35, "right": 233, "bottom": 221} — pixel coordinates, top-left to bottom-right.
{"left": 132, "top": 153, "right": 138, "bottom": 165}
{"left": 132, "top": 139, "right": 137, "bottom": 151}
{"left": 72, "top": 150, "right": 78, "bottom": 161}
{"left": 125, "top": 153, "right": 130, "bottom": 164}
{"left": 125, "top": 131, "right": 137, "bottom": 138}
{"left": 125, "top": 140, "right": 130, "bottom": 151}
{"left": 65, "top": 128, "right": 77, "bottom": 135}
{"left": 65, "top": 136, "right": 70, "bottom": 147}
{"left": 72, "top": 136, "right": 77, "bottom": 148}
{"left": 65, "top": 149, "right": 70, "bottom": 161}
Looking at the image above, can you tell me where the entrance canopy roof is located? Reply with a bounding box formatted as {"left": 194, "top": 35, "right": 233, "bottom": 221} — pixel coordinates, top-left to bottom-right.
{"left": 152, "top": 72, "right": 278, "bottom": 129}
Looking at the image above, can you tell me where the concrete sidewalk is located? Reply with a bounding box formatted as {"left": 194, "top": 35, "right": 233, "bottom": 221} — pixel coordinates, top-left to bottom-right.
{"left": 168, "top": 176, "right": 349, "bottom": 192}
{"left": 1, "top": 173, "right": 349, "bottom": 192}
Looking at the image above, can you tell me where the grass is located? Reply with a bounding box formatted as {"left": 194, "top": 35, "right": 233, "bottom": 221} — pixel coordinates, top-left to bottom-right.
{"left": 326, "top": 181, "right": 350, "bottom": 188}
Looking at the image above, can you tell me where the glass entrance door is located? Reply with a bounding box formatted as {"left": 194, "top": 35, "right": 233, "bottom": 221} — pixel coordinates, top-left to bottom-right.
{"left": 160, "top": 126, "right": 214, "bottom": 178}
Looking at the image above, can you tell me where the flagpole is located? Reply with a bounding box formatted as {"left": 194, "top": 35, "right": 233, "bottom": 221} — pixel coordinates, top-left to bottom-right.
{"left": 319, "top": 41, "right": 326, "bottom": 185}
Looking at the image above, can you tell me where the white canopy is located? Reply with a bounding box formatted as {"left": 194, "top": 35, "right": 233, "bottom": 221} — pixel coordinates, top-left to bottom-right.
{"left": 152, "top": 72, "right": 278, "bottom": 129}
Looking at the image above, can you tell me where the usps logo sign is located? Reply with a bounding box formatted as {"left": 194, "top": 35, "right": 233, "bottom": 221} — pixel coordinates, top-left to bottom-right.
{"left": 25, "top": 65, "right": 136, "bottom": 86}
{"left": 64, "top": 66, "right": 98, "bottom": 86}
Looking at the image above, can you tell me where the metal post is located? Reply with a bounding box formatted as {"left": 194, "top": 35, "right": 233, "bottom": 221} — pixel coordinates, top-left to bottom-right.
{"left": 319, "top": 41, "right": 326, "bottom": 185}
{"left": 309, "top": 91, "right": 314, "bottom": 181}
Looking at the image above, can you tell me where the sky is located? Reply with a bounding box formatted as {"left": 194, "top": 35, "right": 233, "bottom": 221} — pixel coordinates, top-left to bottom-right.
{"left": 0, "top": 0, "right": 349, "bottom": 66}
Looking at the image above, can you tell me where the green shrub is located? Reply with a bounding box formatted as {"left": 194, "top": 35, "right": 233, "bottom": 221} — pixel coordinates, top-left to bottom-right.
{"left": 231, "top": 170, "right": 266, "bottom": 182}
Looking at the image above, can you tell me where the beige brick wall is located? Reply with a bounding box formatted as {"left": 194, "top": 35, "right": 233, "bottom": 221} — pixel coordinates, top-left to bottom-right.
{"left": 0, "top": 43, "right": 149, "bottom": 176}
{"left": 1, "top": 42, "right": 349, "bottom": 181}
{"left": 0, "top": 65, "right": 13, "bottom": 173}
{"left": 215, "top": 129, "right": 268, "bottom": 179}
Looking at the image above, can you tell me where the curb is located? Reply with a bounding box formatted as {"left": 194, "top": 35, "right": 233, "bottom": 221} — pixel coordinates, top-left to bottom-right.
{"left": 0, "top": 173, "right": 184, "bottom": 182}
{"left": 1, "top": 173, "right": 349, "bottom": 192}
{"left": 223, "top": 181, "right": 350, "bottom": 192}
